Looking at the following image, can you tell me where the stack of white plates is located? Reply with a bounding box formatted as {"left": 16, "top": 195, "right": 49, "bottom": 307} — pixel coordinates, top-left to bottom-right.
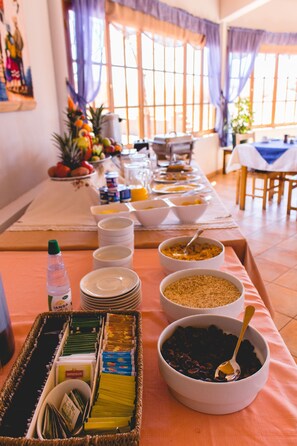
{"left": 80, "top": 267, "right": 141, "bottom": 310}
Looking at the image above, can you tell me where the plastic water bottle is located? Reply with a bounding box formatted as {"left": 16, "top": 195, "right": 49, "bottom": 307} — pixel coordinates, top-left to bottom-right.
{"left": 47, "top": 240, "right": 72, "bottom": 312}
{"left": 0, "top": 273, "right": 15, "bottom": 366}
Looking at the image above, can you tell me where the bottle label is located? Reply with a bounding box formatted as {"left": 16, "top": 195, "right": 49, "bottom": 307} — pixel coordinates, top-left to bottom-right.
{"left": 48, "top": 290, "right": 72, "bottom": 312}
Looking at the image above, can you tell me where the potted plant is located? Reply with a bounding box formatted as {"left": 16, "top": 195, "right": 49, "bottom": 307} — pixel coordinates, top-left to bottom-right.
{"left": 230, "top": 97, "right": 254, "bottom": 147}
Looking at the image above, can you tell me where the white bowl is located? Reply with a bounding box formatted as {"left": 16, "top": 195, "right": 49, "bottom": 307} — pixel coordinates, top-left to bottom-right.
{"left": 130, "top": 199, "right": 171, "bottom": 227}
{"left": 157, "top": 314, "right": 270, "bottom": 415}
{"left": 91, "top": 203, "right": 131, "bottom": 222}
{"left": 36, "top": 379, "right": 91, "bottom": 439}
{"left": 160, "top": 268, "right": 244, "bottom": 322}
{"left": 98, "top": 216, "right": 134, "bottom": 236}
{"left": 93, "top": 245, "right": 133, "bottom": 269}
{"left": 167, "top": 194, "right": 208, "bottom": 224}
{"left": 158, "top": 236, "right": 225, "bottom": 274}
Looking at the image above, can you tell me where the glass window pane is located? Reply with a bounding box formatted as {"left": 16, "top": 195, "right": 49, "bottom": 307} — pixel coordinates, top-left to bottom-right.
{"left": 175, "top": 73, "right": 183, "bottom": 104}
{"left": 112, "top": 67, "right": 126, "bottom": 107}
{"left": 143, "top": 70, "right": 154, "bottom": 105}
{"left": 193, "top": 75, "right": 201, "bottom": 104}
{"left": 125, "top": 33, "right": 137, "bottom": 68}
{"left": 165, "top": 46, "right": 175, "bottom": 72}
{"left": 155, "top": 106, "right": 165, "bottom": 134}
{"left": 142, "top": 33, "right": 154, "bottom": 70}
{"left": 143, "top": 106, "right": 154, "bottom": 138}
{"left": 186, "top": 75, "right": 193, "bottom": 105}
{"left": 275, "top": 102, "right": 285, "bottom": 124}
{"left": 186, "top": 105, "right": 193, "bottom": 132}
{"left": 154, "top": 40, "right": 164, "bottom": 71}
{"left": 175, "top": 45, "right": 184, "bottom": 73}
{"left": 154, "top": 72, "right": 165, "bottom": 105}
{"left": 193, "top": 104, "right": 200, "bottom": 132}
{"left": 94, "top": 66, "right": 108, "bottom": 107}
{"left": 126, "top": 68, "right": 138, "bottom": 106}
{"left": 166, "top": 105, "right": 174, "bottom": 132}
{"left": 175, "top": 105, "right": 183, "bottom": 132}
{"left": 186, "top": 44, "right": 194, "bottom": 75}
{"left": 165, "top": 72, "right": 174, "bottom": 105}
{"left": 127, "top": 107, "right": 139, "bottom": 143}
{"left": 110, "top": 25, "right": 124, "bottom": 66}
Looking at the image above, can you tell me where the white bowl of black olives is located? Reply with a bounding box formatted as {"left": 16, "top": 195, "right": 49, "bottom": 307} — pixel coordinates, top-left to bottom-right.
{"left": 157, "top": 313, "right": 270, "bottom": 415}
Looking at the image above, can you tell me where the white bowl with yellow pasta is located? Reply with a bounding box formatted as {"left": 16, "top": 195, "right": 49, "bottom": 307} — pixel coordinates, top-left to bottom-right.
{"left": 158, "top": 236, "right": 225, "bottom": 274}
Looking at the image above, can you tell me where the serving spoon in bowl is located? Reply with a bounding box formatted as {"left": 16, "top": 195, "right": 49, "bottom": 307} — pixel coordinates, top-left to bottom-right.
{"left": 214, "top": 305, "right": 255, "bottom": 382}
{"left": 183, "top": 229, "right": 204, "bottom": 254}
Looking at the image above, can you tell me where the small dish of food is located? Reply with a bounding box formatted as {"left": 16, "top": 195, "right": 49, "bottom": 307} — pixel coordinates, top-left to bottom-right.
{"left": 158, "top": 235, "right": 225, "bottom": 273}
{"left": 166, "top": 194, "right": 208, "bottom": 223}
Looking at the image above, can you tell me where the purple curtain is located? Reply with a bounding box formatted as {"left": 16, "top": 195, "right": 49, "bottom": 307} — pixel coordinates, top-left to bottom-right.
{"left": 110, "top": 0, "right": 222, "bottom": 133}
{"left": 68, "top": 0, "right": 104, "bottom": 112}
{"left": 221, "top": 27, "right": 264, "bottom": 146}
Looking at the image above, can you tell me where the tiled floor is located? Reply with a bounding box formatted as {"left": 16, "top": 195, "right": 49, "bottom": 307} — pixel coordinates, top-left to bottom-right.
{"left": 208, "top": 170, "right": 297, "bottom": 363}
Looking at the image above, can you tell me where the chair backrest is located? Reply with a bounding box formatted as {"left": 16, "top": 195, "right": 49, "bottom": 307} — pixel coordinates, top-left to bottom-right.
{"left": 235, "top": 132, "right": 255, "bottom": 146}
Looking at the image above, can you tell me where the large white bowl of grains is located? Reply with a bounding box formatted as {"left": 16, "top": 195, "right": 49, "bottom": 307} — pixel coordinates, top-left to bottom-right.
{"left": 158, "top": 236, "right": 225, "bottom": 274}
{"left": 157, "top": 313, "right": 270, "bottom": 414}
{"left": 160, "top": 268, "right": 244, "bottom": 322}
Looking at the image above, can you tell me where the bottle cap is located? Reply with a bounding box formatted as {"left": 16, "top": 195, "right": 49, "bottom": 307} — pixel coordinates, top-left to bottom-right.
{"left": 48, "top": 239, "right": 60, "bottom": 255}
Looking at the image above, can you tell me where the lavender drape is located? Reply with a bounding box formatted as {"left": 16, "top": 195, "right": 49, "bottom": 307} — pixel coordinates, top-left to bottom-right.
{"left": 221, "top": 27, "right": 264, "bottom": 146}
{"left": 68, "top": 0, "right": 104, "bottom": 112}
{"left": 110, "top": 0, "right": 222, "bottom": 133}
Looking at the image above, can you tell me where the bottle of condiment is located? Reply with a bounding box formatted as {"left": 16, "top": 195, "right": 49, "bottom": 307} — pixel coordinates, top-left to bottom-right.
{"left": 0, "top": 273, "right": 15, "bottom": 366}
{"left": 47, "top": 240, "right": 72, "bottom": 312}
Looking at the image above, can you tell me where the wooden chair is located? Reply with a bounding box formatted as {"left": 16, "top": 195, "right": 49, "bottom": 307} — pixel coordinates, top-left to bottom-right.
{"left": 285, "top": 174, "right": 297, "bottom": 214}
{"left": 236, "top": 169, "right": 283, "bottom": 210}
{"left": 235, "top": 131, "right": 255, "bottom": 146}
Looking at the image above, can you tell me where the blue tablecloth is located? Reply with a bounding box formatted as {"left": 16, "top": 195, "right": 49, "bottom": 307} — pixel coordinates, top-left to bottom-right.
{"left": 253, "top": 139, "right": 293, "bottom": 164}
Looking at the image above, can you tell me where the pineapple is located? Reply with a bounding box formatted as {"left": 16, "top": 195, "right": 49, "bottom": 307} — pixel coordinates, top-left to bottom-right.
{"left": 52, "top": 133, "right": 83, "bottom": 169}
{"left": 88, "top": 104, "right": 105, "bottom": 140}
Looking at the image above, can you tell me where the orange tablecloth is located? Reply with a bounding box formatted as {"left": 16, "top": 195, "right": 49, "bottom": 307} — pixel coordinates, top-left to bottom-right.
{"left": 0, "top": 248, "right": 296, "bottom": 444}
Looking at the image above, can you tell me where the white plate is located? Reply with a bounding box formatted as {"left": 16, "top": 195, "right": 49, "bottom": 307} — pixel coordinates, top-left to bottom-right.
{"left": 80, "top": 267, "right": 140, "bottom": 298}
{"left": 153, "top": 173, "right": 201, "bottom": 183}
{"left": 50, "top": 171, "right": 96, "bottom": 181}
{"left": 152, "top": 183, "right": 204, "bottom": 194}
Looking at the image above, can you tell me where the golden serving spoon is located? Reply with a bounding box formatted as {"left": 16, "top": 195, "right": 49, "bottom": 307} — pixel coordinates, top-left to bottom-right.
{"left": 214, "top": 305, "right": 255, "bottom": 382}
{"left": 183, "top": 229, "right": 204, "bottom": 254}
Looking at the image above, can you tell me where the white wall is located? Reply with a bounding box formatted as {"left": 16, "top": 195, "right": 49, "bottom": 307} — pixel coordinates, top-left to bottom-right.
{"left": 0, "top": 0, "right": 60, "bottom": 209}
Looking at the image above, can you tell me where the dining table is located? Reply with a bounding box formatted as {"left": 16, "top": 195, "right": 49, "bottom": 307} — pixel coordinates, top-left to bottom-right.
{"left": 0, "top": 158, "right": 274, "bottom": 316}
{"left": 226, "top": 139, "right": 297, "bottom": 209}
{"left": 0, "top": 247, "right": 297, "bottom": 445}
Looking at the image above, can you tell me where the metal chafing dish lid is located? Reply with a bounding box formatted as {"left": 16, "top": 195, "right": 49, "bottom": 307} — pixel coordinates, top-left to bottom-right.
{"left": 153, "top": 132, "right": 193, "bottom": 144}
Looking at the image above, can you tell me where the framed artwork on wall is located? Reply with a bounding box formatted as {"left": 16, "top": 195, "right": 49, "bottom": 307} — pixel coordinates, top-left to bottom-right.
{"left": 0, "top": 0, "right": 36, "bottom": 112}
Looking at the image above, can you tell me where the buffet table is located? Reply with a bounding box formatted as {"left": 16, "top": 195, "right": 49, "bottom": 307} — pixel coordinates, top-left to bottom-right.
{"left": 0, "top": 158, "right": 274, "bottom": 315}
{"left": 0, "top": 247, "right": 296, "bottom": 445}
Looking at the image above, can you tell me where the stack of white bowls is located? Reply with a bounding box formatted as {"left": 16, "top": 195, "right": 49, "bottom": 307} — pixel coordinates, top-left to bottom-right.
{"left": 98, "top": 217, "right": 134, "bottom": 251}
{"left": 80, "top": 267, "right": 141, "bottom": 310}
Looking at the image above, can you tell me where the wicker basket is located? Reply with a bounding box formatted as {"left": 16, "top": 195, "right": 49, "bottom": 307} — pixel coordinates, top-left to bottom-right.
{"left": 0, "top": 310, "right": 143, "bottom": 445}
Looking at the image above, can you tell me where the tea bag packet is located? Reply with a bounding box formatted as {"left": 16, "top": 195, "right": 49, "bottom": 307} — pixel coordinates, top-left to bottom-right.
{"left": 84, "top": 313, "right": 137, "bottom": 434}
{"left": 59, "top": 393, "right": 81, "bottom": 432}
{"left": 55, "top": 314, "right": 103, "bottom": 386}
{"left": 55, "top": 359, "right": 96, "bottom": 386}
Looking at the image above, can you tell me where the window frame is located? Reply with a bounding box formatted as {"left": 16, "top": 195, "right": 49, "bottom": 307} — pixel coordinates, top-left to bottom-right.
{"left": 62, "top": 2, "right": 215, "bottom": 145}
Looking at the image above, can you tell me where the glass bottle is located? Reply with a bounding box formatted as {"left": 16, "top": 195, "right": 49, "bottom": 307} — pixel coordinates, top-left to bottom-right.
{"left": 0, "top": 273, "right": 15, "bottom": 366}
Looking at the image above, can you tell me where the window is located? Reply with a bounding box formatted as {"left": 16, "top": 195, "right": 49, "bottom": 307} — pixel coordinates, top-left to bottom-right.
{"left": 239, "top": 52, "right": 297, "bottom": 128}
{"left": 64, "top": 4, "right": 215, "bottom": 145}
